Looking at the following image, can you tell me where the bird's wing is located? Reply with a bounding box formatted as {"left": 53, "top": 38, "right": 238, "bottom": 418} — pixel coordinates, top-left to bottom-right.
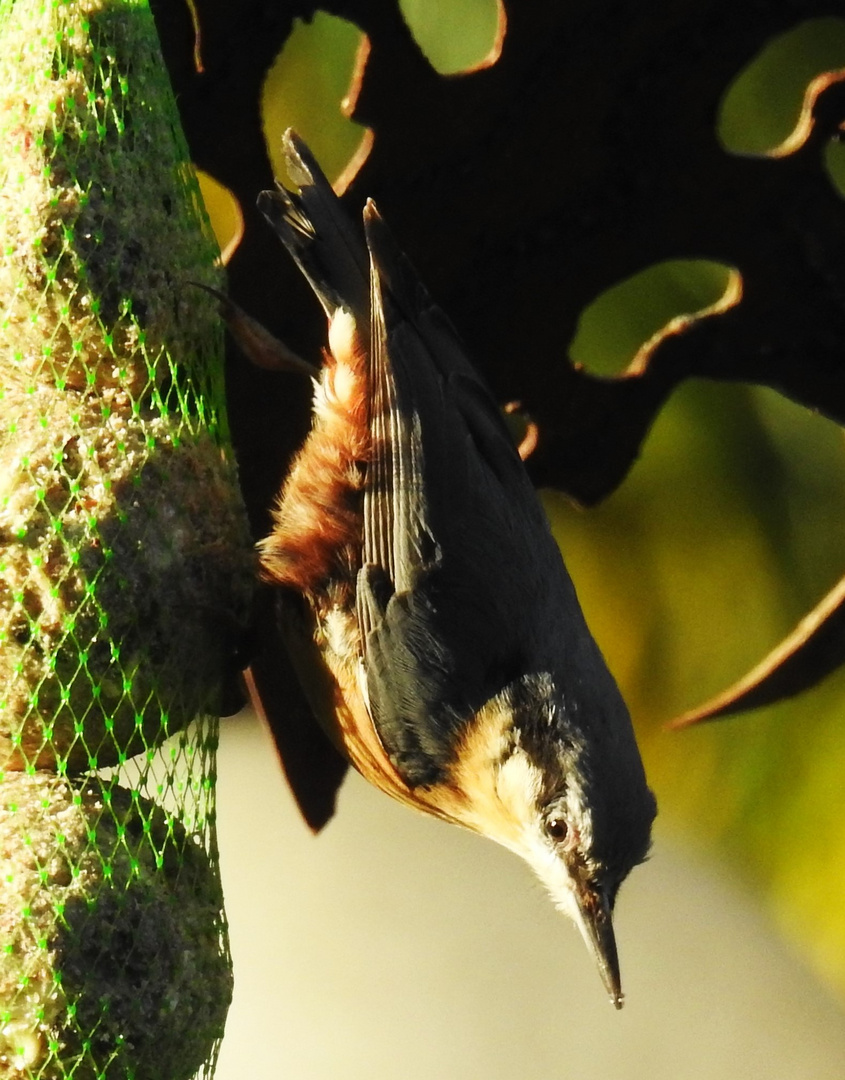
{"left": 357, "top": 204, "right": 565, "bottom": 787}
{"left": 257, "top": 132, "right": 576, "bottom": 791}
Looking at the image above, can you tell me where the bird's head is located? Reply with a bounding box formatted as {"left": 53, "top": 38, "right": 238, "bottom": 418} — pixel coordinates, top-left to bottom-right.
{"left": 438, "top": 672, "right": 656, "bottom": 1008}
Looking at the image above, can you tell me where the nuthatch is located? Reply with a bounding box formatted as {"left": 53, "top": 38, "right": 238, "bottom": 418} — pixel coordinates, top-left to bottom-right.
{"left": 255, "top": 132, "right": 656, "bottom": 1008}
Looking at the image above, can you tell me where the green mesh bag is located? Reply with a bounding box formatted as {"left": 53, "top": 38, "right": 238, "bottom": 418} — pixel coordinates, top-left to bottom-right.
{"left": 0, "top": 0, "right": 252, "bottom": 1075}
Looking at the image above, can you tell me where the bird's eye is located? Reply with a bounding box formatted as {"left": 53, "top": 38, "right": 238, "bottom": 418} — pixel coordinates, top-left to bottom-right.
{"left": 546, "top": 817, "right": 569, "bottom": 843}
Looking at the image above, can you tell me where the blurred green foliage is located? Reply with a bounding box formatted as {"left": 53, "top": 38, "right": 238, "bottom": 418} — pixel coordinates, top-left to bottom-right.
{"left": 258, "top": 2, "right": 500, "bottom": 186}
{"left": 197, "top": 170, "right": 243, "bottom": 264}
{"left": 398, "top": 0, "right": 500, "bottom": 74}
{"left": 209, "top": 6, "right": 845, "bottom": 1000}
{"left": 569, "top": 260, "right": 734, "bottom": 377}
{"left": 717, "top": 15, "right": 845, "bottom": 195}
{"left": 261, "top": 12, "right": 364, "bottom": 185}
{"left": 717, "top": 17, "right": 845, "bottom": 155}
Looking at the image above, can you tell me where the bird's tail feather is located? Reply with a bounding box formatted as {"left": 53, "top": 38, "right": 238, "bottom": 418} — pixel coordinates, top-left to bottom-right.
{"left": 257, "top": 130, "right": 369, "bottom": 321}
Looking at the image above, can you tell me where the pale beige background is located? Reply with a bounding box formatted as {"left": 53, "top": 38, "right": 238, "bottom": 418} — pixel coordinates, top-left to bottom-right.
{"left": 214, "top": 709, "right": 845, "bottom": 1079}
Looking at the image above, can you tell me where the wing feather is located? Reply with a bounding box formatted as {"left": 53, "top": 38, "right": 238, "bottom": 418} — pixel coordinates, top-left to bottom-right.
{"left": 355, "top": 204, "right": 573, "bottom": 785}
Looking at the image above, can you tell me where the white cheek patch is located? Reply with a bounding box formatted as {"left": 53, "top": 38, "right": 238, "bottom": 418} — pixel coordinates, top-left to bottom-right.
{"left": 513, "top": 824, "right": 582, "bottom": 918}
{"left": 492, "top": 749, "right": 589, "bottom": 915}
{"left": 495, "top": 749, "right": 543, "bottom": 824}
{"left": 482, "top": 749, "right": 548, "bottom": 855}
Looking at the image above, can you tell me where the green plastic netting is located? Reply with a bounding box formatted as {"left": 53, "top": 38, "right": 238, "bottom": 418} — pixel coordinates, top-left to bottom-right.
{"left": 0, "top": 0, "right": 252, "bottom": 1076}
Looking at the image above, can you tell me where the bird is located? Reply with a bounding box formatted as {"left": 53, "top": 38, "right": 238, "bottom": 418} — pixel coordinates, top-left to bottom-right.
{"left": 252, "top": 130, "right": 656, "bottom": 1008}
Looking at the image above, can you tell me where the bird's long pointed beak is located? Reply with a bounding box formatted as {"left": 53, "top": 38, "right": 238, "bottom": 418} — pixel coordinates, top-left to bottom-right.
{"left": 574, "top": 893, "right": 623, "bottom": 1009}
